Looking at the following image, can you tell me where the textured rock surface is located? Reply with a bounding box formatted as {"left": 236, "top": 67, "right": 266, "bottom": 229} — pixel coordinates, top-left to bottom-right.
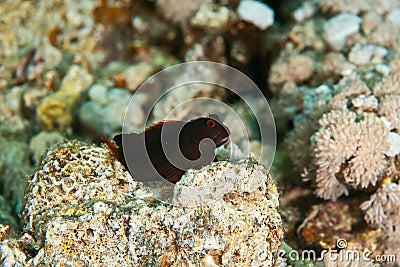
{"left": 0, "top": 240, "right": 27, "bottom": 267}
{"left": 20, "top": 141, "right": 283, "bottom": 266}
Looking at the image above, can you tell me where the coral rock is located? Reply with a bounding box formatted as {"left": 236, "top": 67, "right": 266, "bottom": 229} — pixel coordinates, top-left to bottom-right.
{"left": 298, "top": 201, "right": 354, "bottom": 248}
{"left": 292, "top": 2, "right": 317, "bottom": 22}
{"left": 156, "top": 0, "right": 209, "bottom": 23}
{"left": 348, "top": 44, "right": 387, "bottom": 65}
{"left": 0, "top": 137, "right": 31, "bottom": 213}
{"left": 269, "top": 54, "right": 314, "bottom": 92}
{"left": 0, "top": 240, "right": 27, "bottom": 267}
{"left": 191, "top": 3, "right": 233, "bottom": 34}
{"left": 29, "top": 131, "right": 65, "bottom": 163}
{"left": 387, "top": 8, "right": 400, "bottom": 26}
{"left": 121, "top": 62, "right": 155, "bottom": 92}
{"left": 22, "top": 141, "right": 283, "bottom": 266}
{"left": 79, "top": 85, "right": 146, "bottom": 136}
{"left": 37, "top": 65, "right": 93, "bottom": 130}
{"left": 323, "top": 13, "right": 361, "bottom": 51}
{"left": 237, "top": 0, "right": 274, "bottom": 30}
{"left": 0, "top": 94, "right": 29, "bottom": 140}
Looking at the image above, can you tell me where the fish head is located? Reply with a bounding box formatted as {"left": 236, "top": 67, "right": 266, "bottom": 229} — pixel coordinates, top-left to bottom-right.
{"left": 180, "top": 114, "right": 230, "bottom": 149}
{"left": 206, "top": 114, "right": 230, "bottom": 147}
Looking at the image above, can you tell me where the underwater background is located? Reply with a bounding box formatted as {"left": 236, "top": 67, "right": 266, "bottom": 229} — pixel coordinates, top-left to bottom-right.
{"left": 0, "top": 0, "right": 399, "bottom": 266}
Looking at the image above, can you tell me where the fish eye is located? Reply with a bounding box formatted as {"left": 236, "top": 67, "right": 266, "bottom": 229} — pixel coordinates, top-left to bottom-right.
{"left": 206, "top": 119, "right": 216, "bottom": 128}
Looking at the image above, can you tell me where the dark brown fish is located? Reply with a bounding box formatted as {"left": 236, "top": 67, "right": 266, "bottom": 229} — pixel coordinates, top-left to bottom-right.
{"left": 14, "top": 48, "right": 36, "bottom": 84}
{"left": 103, "top": 114, "right": 230, "bottom": 183}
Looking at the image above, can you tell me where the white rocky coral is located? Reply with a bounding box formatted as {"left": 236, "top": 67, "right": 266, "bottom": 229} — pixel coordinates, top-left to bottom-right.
{"left": 314, "top": 111, "right": 392, "bottom": 200}
{"left": 20, "top": 141, "right": 283, "bottom": 266}
{"left": 22, "top": 141, "right": 138, "bottom": 243}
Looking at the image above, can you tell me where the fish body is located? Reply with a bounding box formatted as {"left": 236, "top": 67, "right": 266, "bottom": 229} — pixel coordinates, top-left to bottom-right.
{"left": 103, "top": 114, "right": 230, "bottom": 183}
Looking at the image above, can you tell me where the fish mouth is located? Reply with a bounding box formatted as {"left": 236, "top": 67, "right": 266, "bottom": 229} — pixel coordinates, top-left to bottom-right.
{"left": 215, "top": 136, "right": 230, "bottom": 147}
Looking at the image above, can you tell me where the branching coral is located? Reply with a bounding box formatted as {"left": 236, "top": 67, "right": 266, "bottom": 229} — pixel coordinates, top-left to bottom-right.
{"left": 373, "top": 74, "right": 400, "bottom": 96}
{"left": 378, "top": 95, "right": 400, "bottom": 131}
{"left": 310, "top": 90, "right": 397, "bottom": 198}
{"left": 346, "top": 115, "right": 390, "bottom": 188}
{"left": 286, "top": 73, "right": 400, "bottom": 242}
{"left": 360, "top": 180, "right": 400, "bottom": 230}
{"left": 313, "top": 115, "right": 351, "bottom": 199}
